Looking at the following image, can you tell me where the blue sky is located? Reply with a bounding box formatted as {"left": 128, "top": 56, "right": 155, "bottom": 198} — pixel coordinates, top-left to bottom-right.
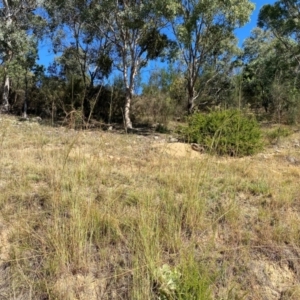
{"left": 235, "top": 0, "right": 276, "bottom": 45}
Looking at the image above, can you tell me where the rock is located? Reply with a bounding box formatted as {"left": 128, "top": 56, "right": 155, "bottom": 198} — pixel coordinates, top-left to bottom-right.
{"left": 286, "top": 156, "right": 298, "bottom": 164}
{"left": 191, "top": 143, "right": 205, "bottom": 152}
{"left": 31, "top": 117, "right": 42, "bottom": 123}
{"left": 169, "top": 137, "right": 178, "bottom": 143}
{"left": 238, "top": 192, "right": 247, "bottom": 200}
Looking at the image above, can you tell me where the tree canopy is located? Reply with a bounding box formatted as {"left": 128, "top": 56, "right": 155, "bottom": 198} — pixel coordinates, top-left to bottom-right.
{"left": 1, "top": 0, "right": 300, "bottom": 126}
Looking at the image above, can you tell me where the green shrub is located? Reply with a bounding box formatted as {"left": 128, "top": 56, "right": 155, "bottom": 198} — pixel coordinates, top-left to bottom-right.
{"left": 179, "top": 110, "right": 263, "bottom": 156}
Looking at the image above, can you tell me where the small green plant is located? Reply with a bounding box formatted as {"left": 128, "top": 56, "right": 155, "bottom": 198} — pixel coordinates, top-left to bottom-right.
{"left": 178, "top": 110, "right": 263, "bottom": 156}
{"left": 154, "top": 264, "right": 181, "bottom": 300}
{"left": 176, "top": 256, "right": 213, "bottom": 300}
{"left": 153, "top": 260, "right": 213, "bottom": 300}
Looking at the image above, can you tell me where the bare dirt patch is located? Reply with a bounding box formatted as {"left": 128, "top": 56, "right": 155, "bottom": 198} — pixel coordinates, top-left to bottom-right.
{"left": 152, "top": 142, "right": 204, "bottom": 158}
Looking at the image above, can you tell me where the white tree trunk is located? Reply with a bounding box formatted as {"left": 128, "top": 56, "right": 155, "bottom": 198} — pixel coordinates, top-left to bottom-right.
{"left": 187, "top": 81, "right": 195, "bottom": 114}
{"left": 122, "top": 56, "right": 135, "bottom": 129}
{"left": 1, "top": 74, "right": 10, "bottom": 112}
{"left": 1, "top": 0, "right": 12, "bottom": 112}
{"left": 124, "top": 89, "right": 133, "bottom": 129}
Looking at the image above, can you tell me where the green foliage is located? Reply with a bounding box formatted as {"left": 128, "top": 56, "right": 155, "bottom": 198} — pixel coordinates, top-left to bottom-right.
{"left": 253, "top": 1, "right": 300, "bottom": 121}
{"left": 265, "top": 126, "right": 292, "bottom": 144}
{"left": 139, "top": 29, "right": 173, "bottom": 60}
{"left": 135, "top": 67, "right": 186, "bottom": 124}
{"left": 246, "top": 180, "right": 270, "bottom": 196}
{"left": 179, "top": 110, "right": 263, "bottom": 156}
{"left": 153, "top": 260, "right": 212, "bottom": 300}
{"left": 154, "top": 264, "right": 181, "bottom": 300}
{"left": 96, "top": 53, "right": 113, "bottom": 78}
{"left": 258, "top": 0, "right": 300, "bottom": 39}
{"left": 133, "top": 94, "right": 175, "bottom": 125}
{"left": 242, "top": 27, "right": 300, "bottom": 122}
{"left": 172, "top": 0, "right": 254, "bottom": 113}
{"left": 176, "top": 258, "right": 213, "bottom": 300}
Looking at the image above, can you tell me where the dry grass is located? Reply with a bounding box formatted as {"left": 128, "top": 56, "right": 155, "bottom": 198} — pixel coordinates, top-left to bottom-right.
{"left": 0, "top": 115, "right": 300, "bottom": 299}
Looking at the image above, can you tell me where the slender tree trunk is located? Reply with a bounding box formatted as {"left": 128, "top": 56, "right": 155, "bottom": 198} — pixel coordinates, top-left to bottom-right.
{"left": 122, "top": 56, "right": 135, "bottom": 129}
{"left": 23, "top": 73, "right": 28, "bottom": 118}
{"left": 1, "top": 0, "right": 12, "bottom": 113}
{"left": 187, "top": 82, "right": 195, "bottom": 114}
{"left": 1, "top": 74, "right": 10, "bottom": 112}
{"left": 124, "top": 88, "right": 133, "bottom": 129}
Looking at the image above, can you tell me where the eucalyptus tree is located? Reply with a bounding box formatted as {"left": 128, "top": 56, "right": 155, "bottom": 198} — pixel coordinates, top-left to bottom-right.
{"left": 43, "top": 0, "right": 113, "bottom": 119}
{"left": 0, "top": 0, "right": 43, "bottom": 112}
{"left": 193, "top": 37, "right": 242, "bottom": 110}
{"left": 45, "top": 0, "right": 113, "bottom": 84}
{"left": 258, "top": 0, "right": 300, "bottom": 88}
{"left": 242, "top": 28, "right": 278, "bottom": 111}
{"left": 242, "top": 27, "right": 299, "bottom": 117}
{"left": 90, "top": 0, "right": 177, "bottom": 129}
{"left": 258, "top": 0, "right": 300, "bottom": 65}
{"left": 171, "top": 0, "right": 254, "bottom": 113}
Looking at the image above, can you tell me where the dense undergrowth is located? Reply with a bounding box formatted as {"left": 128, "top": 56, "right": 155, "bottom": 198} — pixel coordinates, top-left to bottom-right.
{"left": 0, "top": 115, "right": 300, "bottom": 299}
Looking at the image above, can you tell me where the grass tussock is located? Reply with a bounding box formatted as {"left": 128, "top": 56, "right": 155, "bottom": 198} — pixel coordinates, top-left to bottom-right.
{"left": 0, "top": 115, "right": 300, "bottom": 299}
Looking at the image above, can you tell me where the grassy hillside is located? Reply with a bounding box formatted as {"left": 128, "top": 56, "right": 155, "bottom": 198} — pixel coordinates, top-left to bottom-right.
{"left": 0, "top": 115, "right": 300, "bottom": 299}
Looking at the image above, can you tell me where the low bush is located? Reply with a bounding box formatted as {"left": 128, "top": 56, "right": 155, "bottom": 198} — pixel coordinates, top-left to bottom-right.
{"left": 178, "top": 110, "right": 263, "bottom": 156}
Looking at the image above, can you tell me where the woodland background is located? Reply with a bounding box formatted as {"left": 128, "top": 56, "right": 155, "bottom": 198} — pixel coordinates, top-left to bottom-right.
{"left": 1, "top": 0, "right": 299, "bottom": 129}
